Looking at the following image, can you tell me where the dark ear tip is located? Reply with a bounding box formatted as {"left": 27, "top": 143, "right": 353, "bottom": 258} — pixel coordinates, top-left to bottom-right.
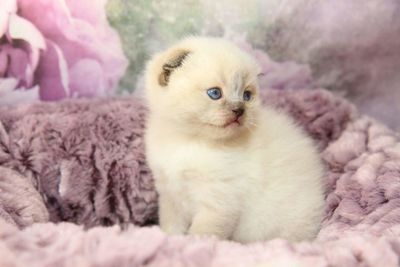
{"left": 158, "top": 50, "right": 191, "bottom": 87}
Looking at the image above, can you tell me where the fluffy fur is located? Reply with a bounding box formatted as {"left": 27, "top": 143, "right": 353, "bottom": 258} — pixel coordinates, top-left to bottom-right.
{"left": 144, "top": 37, "right": 324, "bottom": 242}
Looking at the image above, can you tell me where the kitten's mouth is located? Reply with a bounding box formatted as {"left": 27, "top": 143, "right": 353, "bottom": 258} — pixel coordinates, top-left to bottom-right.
{"left": 222, "top": 117, "right": 241, "bottom": 128}
{"left": 205, "top": 117, "right": 243, "bottom": 129}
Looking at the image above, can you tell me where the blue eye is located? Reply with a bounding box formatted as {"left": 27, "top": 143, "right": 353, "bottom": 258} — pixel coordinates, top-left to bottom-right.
{"left": 243, "top": 91, "right": 252, "bottom": 101}
{"left": 207, "top": 87, "right": 222, "bottom": 100}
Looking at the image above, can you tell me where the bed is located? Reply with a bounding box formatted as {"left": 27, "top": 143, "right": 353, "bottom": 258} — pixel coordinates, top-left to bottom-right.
{"left": 0, "top": 88, "right": 399, "bottom": 267}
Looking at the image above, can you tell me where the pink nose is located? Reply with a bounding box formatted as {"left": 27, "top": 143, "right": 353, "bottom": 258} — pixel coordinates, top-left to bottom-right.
{"left": 232, "top": 108, "right": 244, "bottom": 117}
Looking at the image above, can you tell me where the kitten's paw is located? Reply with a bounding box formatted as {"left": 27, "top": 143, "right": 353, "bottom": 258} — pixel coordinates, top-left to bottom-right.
{"left": 188, "top": 222, "right": 228, "bottom": 240}
{"left": 188, "top": 229, "right": 223, "bottom": 240}
{"left": 188, "top": 209, "right": 235, "bottom": 240}
{"left": 160, "top": 223, "right": 187, "bottom": 235}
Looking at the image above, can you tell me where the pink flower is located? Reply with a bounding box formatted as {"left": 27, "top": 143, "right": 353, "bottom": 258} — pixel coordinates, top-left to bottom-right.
{"left": 0, "top": 0, "right": 128, "bottom": 105}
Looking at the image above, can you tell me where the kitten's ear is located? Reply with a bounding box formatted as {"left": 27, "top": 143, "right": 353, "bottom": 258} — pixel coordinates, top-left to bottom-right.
{"left": 158, "top": 49, "right": 191, "bottom": 87}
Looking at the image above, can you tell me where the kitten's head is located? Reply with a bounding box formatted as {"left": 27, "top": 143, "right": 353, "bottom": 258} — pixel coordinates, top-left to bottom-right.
{"left": 145, "top": 37, "right": 262, "bottom": 141}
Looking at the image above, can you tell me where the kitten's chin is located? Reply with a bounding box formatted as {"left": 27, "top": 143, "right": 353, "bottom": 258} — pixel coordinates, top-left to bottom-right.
{"left": 200, "top": 121, "right": 251, "bottom": 141}
{"left": 170, "top": 116, "right": 255, "bottom": 142}
{"left": 206, "top": 120, "right": 241, "bottom": 129}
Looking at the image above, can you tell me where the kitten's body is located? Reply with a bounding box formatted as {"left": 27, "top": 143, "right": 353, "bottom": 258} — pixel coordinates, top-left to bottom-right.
{"left": 145, "top": 37, "right": 324, "bottom": 243}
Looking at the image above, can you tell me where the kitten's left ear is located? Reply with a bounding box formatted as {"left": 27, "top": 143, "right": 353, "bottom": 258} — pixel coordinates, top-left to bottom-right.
{"left": 158, "top": 49, "right": 191, "bottom": 87}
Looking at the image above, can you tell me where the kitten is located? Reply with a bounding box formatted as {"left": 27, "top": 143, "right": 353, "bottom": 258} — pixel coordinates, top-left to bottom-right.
{"left": 144, "top": 37, "right": 324, "bottom": 243}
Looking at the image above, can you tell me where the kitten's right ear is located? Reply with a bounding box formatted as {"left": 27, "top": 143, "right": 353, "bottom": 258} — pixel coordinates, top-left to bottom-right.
{"left": 158, "top": 49, "right": 190, "bottom": 87}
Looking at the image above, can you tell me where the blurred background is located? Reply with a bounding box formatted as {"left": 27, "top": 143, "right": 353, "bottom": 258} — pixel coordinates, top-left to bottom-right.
{"left": 1, "top": 0, "right": 399, "bottom": 130}
{"left": 106, "top": 0, "right": 400, "bottom": 131}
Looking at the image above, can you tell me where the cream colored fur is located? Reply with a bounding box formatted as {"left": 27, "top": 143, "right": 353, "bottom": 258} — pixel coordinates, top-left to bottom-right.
{"left": 144, "top": 37, "right": 324, "bottom": 243}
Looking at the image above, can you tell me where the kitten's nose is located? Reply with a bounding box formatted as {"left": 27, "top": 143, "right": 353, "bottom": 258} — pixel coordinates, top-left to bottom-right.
{"left": 232, "top": 108, "right": 244, "bottom": 117}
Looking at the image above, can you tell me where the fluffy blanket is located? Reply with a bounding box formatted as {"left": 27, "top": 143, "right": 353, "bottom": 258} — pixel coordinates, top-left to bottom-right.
{"left": 0, "top": 89, "right": 399, "bottom": 267}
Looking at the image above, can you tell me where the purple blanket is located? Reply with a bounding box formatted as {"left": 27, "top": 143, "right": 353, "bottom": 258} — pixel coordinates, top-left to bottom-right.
{"left": 0, "top": 89, "right": 399, "bottom": 267}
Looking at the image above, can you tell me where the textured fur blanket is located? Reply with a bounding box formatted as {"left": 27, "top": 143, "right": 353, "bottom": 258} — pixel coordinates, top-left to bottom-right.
{"left": 0, "top": 89, "right": 399, "bottom": 267}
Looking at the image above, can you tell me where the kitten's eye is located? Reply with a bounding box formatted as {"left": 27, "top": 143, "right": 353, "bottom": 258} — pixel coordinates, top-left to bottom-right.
{"left": 243, "top": 90, "right": 252, "bottom": 101}
{"left": 207, "top": 87, "right": 222, "bottom": 100}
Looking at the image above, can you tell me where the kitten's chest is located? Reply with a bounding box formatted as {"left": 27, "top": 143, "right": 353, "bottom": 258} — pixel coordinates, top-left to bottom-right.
{"left": 151, "top": 140, "right": 258, "bottom": 215}
{"left": 155, "top": 142, "right": 248, "bottom": 188}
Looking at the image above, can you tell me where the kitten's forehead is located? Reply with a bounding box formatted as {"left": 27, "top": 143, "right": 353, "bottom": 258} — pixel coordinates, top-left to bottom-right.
{"left": 232, "top": 70, "right": 244, "bottom": 92}
{"left": 225, "top": 69, "right": 250, "bottom": 99}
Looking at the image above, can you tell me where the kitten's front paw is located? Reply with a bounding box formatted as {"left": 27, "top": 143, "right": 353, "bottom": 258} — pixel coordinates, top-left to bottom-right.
{"left": 161, "top": 224, "right": 187, "bottom": 235}
{"left": 188, "top": 227, "right": 224, "bottom": 240}
{"left": 188, "top": 220, "right": 229, "bottom": 240}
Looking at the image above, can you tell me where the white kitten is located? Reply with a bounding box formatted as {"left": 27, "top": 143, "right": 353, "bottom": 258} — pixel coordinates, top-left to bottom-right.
{"left": 144, "top": 37, "right": 324, "bottom": 243}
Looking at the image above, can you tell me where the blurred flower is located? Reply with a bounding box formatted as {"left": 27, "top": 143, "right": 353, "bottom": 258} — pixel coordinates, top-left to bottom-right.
{"left": 234, "top": 39, "right": 314, "bottom": 90}
{"left": 0, "top": 0, "right": 128, "bottom": 106}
